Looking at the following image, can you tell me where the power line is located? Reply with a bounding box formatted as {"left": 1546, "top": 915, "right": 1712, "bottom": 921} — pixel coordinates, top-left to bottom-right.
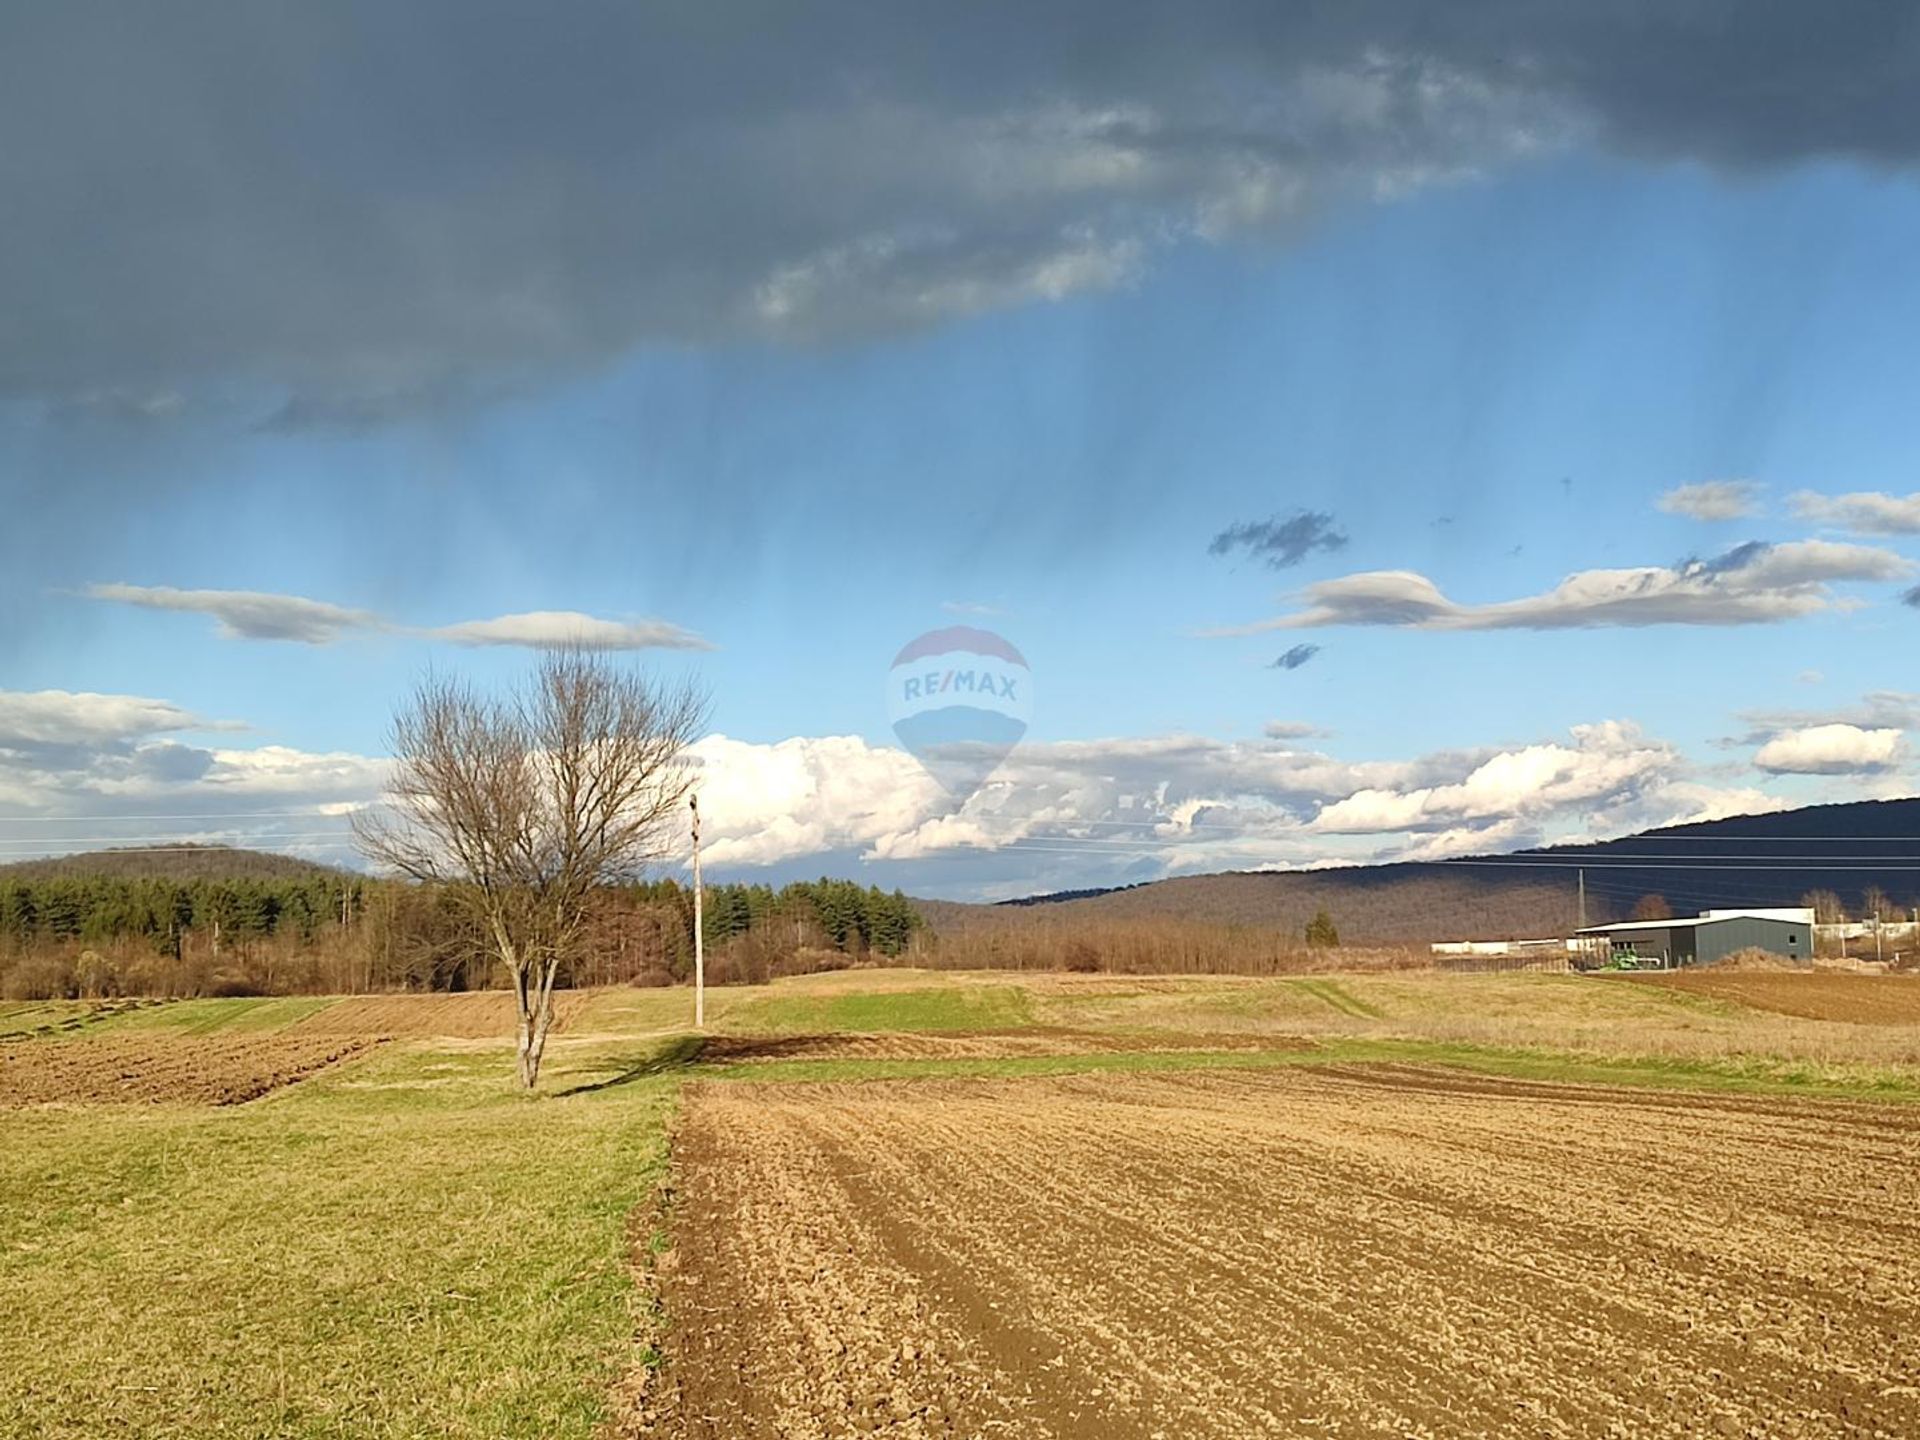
{"left": 1444, "top": 860, "right": 1920, "bottom": 872}
{"left": 0, "top": 829, "right": 350, "bottom": 847}
{"left": 1451, "top": 852, "right": 1920, "bottom": 862}
{"left": 0, "top": 842, "right": 361, "bottom": 859}
{"left": 1518, "top": 834, "right": 1920, "bottom": 842}
{"left": 0, "top": 810, "right": 360, "bottom": 823}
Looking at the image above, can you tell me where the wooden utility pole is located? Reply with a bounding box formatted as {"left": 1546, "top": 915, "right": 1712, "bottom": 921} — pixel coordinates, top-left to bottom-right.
{"left": 1577, "top": 868, "right": 1587, "bottom": 930}
{"left": 690, "top": 793, "right": 706, "bottom": 1030}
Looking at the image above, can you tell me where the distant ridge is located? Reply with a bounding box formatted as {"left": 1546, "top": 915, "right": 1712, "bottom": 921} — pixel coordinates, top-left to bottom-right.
{"left": 924, "top": 797, "right": 1920, "bottom": 943}
{"left": 0, "top": 843, "right": 349, "bottom": 882}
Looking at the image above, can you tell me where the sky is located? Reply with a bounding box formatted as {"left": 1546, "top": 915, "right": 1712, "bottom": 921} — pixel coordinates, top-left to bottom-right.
{"left": 4, "top": 2, "right": 1920, "bottom": 899}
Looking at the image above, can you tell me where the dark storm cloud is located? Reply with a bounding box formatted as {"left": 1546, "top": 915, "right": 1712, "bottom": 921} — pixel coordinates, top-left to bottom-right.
{"left": 1271, "top": 643, "right": 1323, "bottom": 671}
{"left": 3, "top": 2, "right": 1919, "bottom": 420}
{"left": 1903, "top": 584, "right": 1920, "bottom": 608}
{"left": 1210, "top": 512, "right": 1349, "bottom": 570}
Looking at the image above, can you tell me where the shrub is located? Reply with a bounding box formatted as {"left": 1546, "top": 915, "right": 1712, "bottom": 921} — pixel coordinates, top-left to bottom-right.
{"left": 1060, "top": 940, "right": 1103, "bottom": 973}
{"left": 1, "top": 954, "right": 77, "bottom": 1001}
{"left": 1305, "top": 910, "right": 1340, "bottom": 948}
{"left": 73, "top": 949, "right": 119, "bottom": 998}
{"left": 1705, "top": 946, "right": 1807, "bottom": 972}
{"left": 704, "top": 949, "right": 770, "bottom": 987}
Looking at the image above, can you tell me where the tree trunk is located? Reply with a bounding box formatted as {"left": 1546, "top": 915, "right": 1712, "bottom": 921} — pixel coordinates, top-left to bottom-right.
{"left": 524, "top": 957, "right": 562, "bottom": 1088}
{"left": 511, "top": 955, "right": 563, "bottom": 1089}
{"left": 513, "top": 962, "right": 538, "bottom": 1088}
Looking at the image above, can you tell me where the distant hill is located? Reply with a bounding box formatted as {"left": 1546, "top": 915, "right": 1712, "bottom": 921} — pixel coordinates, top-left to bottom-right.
{"left": 920, "top": 797, "right": 1920, "bottom": 944}
{"left": 0, "top": 844, "right": 350, "bottom": 883}
{"left": 919, "top": 867, "right": 1578, "bottom": 944}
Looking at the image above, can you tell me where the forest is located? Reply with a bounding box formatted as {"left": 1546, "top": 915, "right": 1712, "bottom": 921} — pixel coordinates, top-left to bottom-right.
{"left": 0, "top": 866, "right": 925, "bottom": 1000}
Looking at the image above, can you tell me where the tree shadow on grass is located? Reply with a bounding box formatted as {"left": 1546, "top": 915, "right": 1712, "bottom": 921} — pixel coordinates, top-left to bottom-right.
{"left": 555, "top": 1034, "right": 708, "bottom": 1096}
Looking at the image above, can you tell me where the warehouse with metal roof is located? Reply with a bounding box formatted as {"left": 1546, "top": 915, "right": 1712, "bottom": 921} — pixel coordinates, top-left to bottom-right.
{"left": 1576, "top": 909, "right": 1812, "bottom": 968}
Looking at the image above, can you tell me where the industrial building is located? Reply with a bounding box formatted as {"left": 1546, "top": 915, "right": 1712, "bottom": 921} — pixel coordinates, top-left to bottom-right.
{"left": 1576, "top": 908, "right": 1813, "bottom": 968}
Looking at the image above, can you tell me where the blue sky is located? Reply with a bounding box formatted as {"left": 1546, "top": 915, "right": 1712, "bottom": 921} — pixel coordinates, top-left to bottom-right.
{"left": 4, "top": 7, "right": 1920, "bottom": 896}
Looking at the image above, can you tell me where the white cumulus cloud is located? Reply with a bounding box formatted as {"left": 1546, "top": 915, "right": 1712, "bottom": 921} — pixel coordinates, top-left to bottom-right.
{"left": 0, "top": 689, "right": 215, "bottom": 749}
{"left": 1310, "top": 722, "right": 1677, "bottom": 834}
{"left": 689, "top": 734, "right": 941, "bottom": 869}
{"left": 1754, "top": 724, "right": 1906, "bottom": 776}
{"left": 0, "top": 689, "right": 384, "bottom": 864}
{"left": 679, "top": 717, "right": 1793, "bottom": 895}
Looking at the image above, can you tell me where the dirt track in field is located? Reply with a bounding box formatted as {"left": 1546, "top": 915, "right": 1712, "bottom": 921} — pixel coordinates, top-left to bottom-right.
{"left": 639, "top": 1067, "right": 1920, "bottom": 1439}
{"left": 0, "top": 1034, "right": 380, "bottom": 1105}
{"left": 1643, "top": 971, "right": 1920, "bottom": 1024}
{"left": 700, "top": 1030, "right": 1311, "bottom": 1064}
{"left": 291, "top": 990, "right": 590, "bottom": 1038}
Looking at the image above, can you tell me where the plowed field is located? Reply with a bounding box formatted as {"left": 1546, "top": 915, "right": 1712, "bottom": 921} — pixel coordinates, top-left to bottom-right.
{"left": 643, "top": 1066, "right": 1920, "bottom": 1439}
{"left": 1644, "top": 971, "right": 1920, "bottom": 1024}
{"left": 701, "top": 1030, "right": 1310, "bottom": 1064}
{"left": 291, "top": 990, "right": 590, "bottom": 1038}
{"left": 0, "top": 1034, "right": 380, "bottom": 1105}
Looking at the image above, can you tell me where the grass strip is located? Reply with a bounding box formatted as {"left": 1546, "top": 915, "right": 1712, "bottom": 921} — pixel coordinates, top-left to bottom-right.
{"left": 693, "top": 1035, "right": 1920, "bottom": 1102}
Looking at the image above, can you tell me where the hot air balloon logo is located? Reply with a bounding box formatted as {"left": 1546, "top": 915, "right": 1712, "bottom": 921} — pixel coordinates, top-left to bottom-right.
{"left": 886, "top": 627, "right": 1032, "bottom": 798}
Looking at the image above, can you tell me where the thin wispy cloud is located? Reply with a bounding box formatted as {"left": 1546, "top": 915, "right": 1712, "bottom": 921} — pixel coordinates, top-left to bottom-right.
{"left": 1657, "top": 480, "right": 1761, "bottom": 521}
{"left": 1263, "top": 721, "right": 1328, "bottom": 741}
{"left": 941, "top": 600, "right": 1005, "bottom": 618}
{"left": 1209, "top": 511, "right": 1348, "bottom": 571}
{"left": 1211, "top": 541, "right": 1911, "bottom": 634}
{"left": 83, "top": 584, "right": 383, "bottom": 645}
{"left": 1792, "top": 489, "right": 1920, "bottom": 535}
{"left": 427, "top": 612, "right": 712, "bottom": 652}
{"left": 81, "top": 585, "right": 709, "bottom": 652}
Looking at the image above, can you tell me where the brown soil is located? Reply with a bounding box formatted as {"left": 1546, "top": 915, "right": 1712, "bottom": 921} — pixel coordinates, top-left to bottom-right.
{"left": 0, "top": 1034, "right": 381, "bottom": 1105}
{"left": 291, "top": 990, "right": 589, "bottom": 1039}
{"left": 633, "top": 1066, "right": 1920, "bottom": 1439}
{"left": 699, "top": 1030, "right": 1312, "bottom": 1064}
{"left": 1644, "top": 971, "right": 1920, "bottom": 1024}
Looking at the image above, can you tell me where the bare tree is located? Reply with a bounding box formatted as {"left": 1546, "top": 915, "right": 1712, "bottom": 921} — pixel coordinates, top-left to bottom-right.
{"left": 1631, "top": 893, "right": 1673, "bottom": 922}
{"left": 1801, "top": 889, "right": 1846, "bottom": 925}
{"left": 1862, "top": 886, "right": 1900, "bottom": 925}
{"left": 356, "top": 651, "right": 707, "bottom": 1087}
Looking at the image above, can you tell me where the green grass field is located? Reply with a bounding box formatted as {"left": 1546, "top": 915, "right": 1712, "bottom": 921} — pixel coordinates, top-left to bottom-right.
{"left": 1, "top": 1038, "right": 674, "bottom": 1440}
{"left": 5, "top": 967, "right": 1920, "bottom": 1437}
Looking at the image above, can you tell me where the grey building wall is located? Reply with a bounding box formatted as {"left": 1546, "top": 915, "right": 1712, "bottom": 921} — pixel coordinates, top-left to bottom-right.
{"left": 1599, "top": 926, "right": 1686, "bottom": 962}
{"left": 1692, "top": 916, "right": 1808, "bottom": 966}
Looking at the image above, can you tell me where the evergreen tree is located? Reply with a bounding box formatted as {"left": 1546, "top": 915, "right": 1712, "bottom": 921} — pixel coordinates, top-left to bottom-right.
{"left": 1305, "top": 909, "right": 1339, "bottom": 948}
